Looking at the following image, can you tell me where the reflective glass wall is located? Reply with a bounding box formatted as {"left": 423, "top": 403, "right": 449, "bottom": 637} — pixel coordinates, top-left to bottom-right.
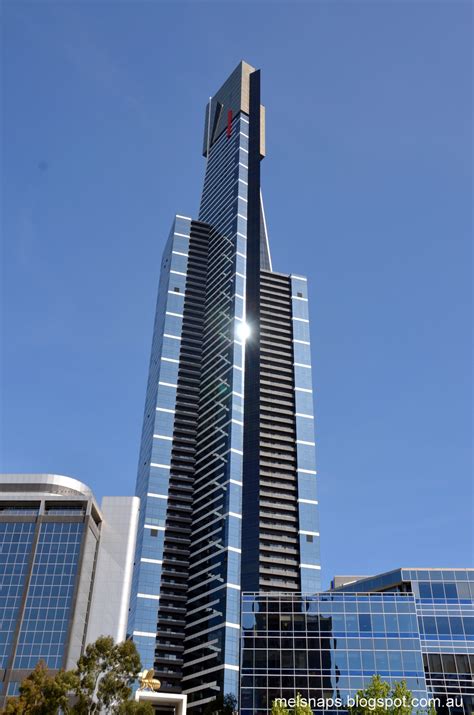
{"left": 241, "top": 591, "right": 428, "bottom": 714}
{"left": 0, "top": 488, "right": 100, "bottom": 703}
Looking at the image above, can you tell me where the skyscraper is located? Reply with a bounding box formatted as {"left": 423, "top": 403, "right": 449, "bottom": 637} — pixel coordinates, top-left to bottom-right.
{"left": 128, "top": 61, "right": 320, "bottom": 711}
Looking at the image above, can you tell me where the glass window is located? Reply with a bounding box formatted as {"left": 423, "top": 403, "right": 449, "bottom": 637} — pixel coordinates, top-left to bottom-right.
{"left": 293, "top": 342, "right": 312, "bottom": 366}
{"left": 449, "top": 616, "right": 464, "bottom": 635}
{"left": 297, "top": 474, "right": 318, "bottom": 502}
{"left": 294, "top": 365, "right": 312, "bottom": 389}
{"left": 431, "top": 583, "right": 445, "bottom": 598}
{"left": 292, "top": 299, "right": 308, "bottom": 319}
{"left": 418, "top": 582, "right": 432, "bottom": 598}
{"left": 388, "top": 651, "right": 403, "bottom": 672}
{"left": 347, "top": 651, "right": 362, "bottom": 670}
{"left": 457, "top": 582, "right": 471, "bottom": 599}
{"left": 296, "top": 443, "right": 316, "bottom": 472}
{"left": 384, "top": 613, "right": 398, "bottom": 632}
{"left": 402, "top": 650, "right": 419, "bottom": 672}
{"left": 443, "top": 582, "right": 458, "bottom": 598}
{"left": 397, "top": 614, "right": 412, "bottom": 633}
{"left": 170, "top": 253, "right": 187, "bottom": 273}
{"left": 428, "top": 653, "right": 442, "bottom": 672}
{"left": 436, "top": 616, "right": 450, "bottom": 635}
{"left": 293, "top": 320, "right": 310, "bottom": 342}
{"left": 371, "top": 614, "right": 385, "bottom": 632}
{"left": 456, "top": 654, "right": 470, "bottom": 673}
{"left": 295, "top": 416, "right": 315, "bottom": 443}
{"left": 345, "top": 615, "right": 358, "bottom": 632}
{"left": 463, "top": 617, "right": 474, "bottom": 635}
{"left": 422, "top": 616, "right": 437, "bottom": 635}
{"left": 441, "top": 653, "right": 456, "bottom": 673}
{"left": 361, "top": 650, "right": 375, "bottom": 671}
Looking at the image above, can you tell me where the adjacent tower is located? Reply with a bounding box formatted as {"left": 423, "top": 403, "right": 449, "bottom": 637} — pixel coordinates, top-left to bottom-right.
{"left": 128, "top": 61, "right": 321, "bottom": 711}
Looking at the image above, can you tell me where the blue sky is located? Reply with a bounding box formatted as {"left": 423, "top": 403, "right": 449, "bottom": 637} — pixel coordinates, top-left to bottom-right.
{"left": 2, "top": 1, "right": 472, "bottom": 587}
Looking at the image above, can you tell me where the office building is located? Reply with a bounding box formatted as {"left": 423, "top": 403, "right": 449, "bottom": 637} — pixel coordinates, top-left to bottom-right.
{"left": 128, "top": 60, "right": 320, "bottom": 710}
{"left": 240, "top": 568, "right": 474, "bottom": 714}
{"left": 0, "top": 473, "right": 138, "bottom": 703}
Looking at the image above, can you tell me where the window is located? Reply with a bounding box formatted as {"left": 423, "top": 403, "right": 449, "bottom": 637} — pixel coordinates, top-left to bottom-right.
{"left": 173, "top": 287, "right": 180, "bottom": 293}
{"left": 306, "top": 535, "right": 313, "bottom": 542}
{"left": 359, "top": 614, "right": 372, "bottom": 632}
{"left": 297, "top": 292, "right": 303, "bottom": 297}
{"left": 444, "top": 582, "right": 458, "bottom": 598}
{"left": 464, "top": 617, "right": 474, "bottom": 635}
{"left": 428, "top": 653, "right": 442, "bottom": 672}
{"left": 449, "top": 616, "right": 464, "bottom": 635}
{"left": 442, "top": 653, "right": 456, "bottom": 673}
{"left": 456, "top": 654, "right": 470, "bottom": 673}
{"left": 431, "top": 583, "right": 445, "bottom": 598}
{"left": 150, "top": 529, "right": 158, "bottom": 537}
{"left": 436, "top": 616, "right": 450, "bottom": 635}
{"left": 418, "top": 582, "right": 432, "bottom": 598}
{"left": 422, "top": 616, "right": 437, "bottom": 634}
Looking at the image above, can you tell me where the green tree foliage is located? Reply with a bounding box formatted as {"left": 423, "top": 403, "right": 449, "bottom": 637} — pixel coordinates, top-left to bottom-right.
{"left": 2, "top": 636, "right": 147, "bottom": 715}
{"left": 271, "top": 700, "right": 290, "bottom": 715}
{"left": 202, "top": 692, "right": 238, "bottom": 714}
{"left": 2, "top": 660, "right": 78, "bottom": 714}
{"left": 72, "top": 636, "right": 142, "bottom": 713}
{"left": 293, "top": 693, "right": 313, "bottom": 715}
{"left": 270, "top": 692, "right": 314, "bottom": 715}
{"left": 115, "top": 701, "right": 154, "bottom": 715}
{"left": 272, "top": 677, "right": 435, "bottom": 715}
{"left": 222, "top": 693, "right": 238, "bottom": 714}
{"left": 349, "top": 674, "right": 434, "bottom": 715}
{"left": 348, "top": 674, "right": 392, "bottom": 715}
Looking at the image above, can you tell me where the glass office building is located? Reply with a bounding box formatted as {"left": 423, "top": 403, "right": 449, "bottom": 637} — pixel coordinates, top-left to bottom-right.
{"left": 0, "top": 474, "right": 138, "bottom": 705}
{"left": 128, "top": 61, "right": 321, "bottom": 710}
{"left": 240, "top": 568, "right": 474, "bottom": 714}
{"left": 335, "top": 568, "right": 474, "bottom": 713}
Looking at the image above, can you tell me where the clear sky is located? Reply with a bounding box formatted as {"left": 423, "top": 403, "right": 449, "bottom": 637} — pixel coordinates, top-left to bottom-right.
{"left": 2, "top": 0, "right": 472, "bottom": 588}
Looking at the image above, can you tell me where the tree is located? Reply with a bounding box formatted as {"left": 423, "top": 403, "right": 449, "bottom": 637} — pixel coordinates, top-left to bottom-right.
{"left": 271, "top": 678, "right": 435, "bottom": 715}
{"left": 2, "top": 660, "right": 78, "bottom": 715}
{"left": 202, "top": 692, "right": 238, "bottom": 714}
{"left": 115, "top": 702, "right": 154, "bottom": 715}
{"left": 270, "top": 693, "right": 315, "bottom": 715}
{"left": 223, "top": 693, "right": 238, "bottom": 714}
{"left": 72, "top": 636, "right": 142, "bottom": 714}
{"left": 348, "top": 674, "right": 392, "bottom": 715}
{"left": 271, "top": 700, "right": 290, "bottom": 715}
{"left": 2, "top": 636, "right": 145, "bottom": 715}
{"left": 348, "top": 675, "right": 436, "bottom": 715}
{"left": 293, "top": 693, "right": 313, "bottom": 715}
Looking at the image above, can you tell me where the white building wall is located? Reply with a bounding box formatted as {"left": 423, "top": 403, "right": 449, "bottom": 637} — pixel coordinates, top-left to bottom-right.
{"left": 86, "top": 496, "right": 140, "bottom": 644}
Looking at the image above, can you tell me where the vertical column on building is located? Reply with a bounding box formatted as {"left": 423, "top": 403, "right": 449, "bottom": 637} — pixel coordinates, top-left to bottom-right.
{"left": 241, "top": 70, "right": 262, "bottom": 594}
{"left": 128, "top": 216, "right": 192, "bottom": 669}
{"left": 291, "top": 275, "right": 321, "bottom": 593}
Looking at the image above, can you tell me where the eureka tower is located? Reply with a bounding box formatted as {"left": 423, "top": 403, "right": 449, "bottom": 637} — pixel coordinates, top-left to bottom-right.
{"left": 127, "top": 61, "right": 321, "bottom": 711}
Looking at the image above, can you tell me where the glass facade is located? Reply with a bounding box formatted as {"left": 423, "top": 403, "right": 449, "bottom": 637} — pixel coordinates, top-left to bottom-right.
{"left": 127, "top": 215, "right": 193, "bottom": 670}
{"left": 291, "top": 275, "right": 320, "bottom": 593}
{"left": 409, "top": 569, "right": 473, "bottom": 711}
{"left": 13, "top": 522, "right": 83, "bottom": 670}
{"left": 128, "top": 61, "right": 321, "bottom": 711}
{"left": 0, "top": 523, "right": 36, "bottom": 670}
{"left": 0, "top": 474, "right": 103, "bottom": 704}
{"left": 240, "top": 569, "right": 473, "bottom": 715}
{"left": 241, "top": 591, "right": 427, "bottom": 714}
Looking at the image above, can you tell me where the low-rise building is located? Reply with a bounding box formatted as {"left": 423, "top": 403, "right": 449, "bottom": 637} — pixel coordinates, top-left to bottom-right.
{"left": 0, "top": 473, "right": 139, "bottom": 703}
{"left": 240, "top": 568, "right": 473, "bottom": 714}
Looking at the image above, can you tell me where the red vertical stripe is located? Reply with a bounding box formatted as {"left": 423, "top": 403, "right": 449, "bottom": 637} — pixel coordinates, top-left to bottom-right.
{"left": 227, "top": 109, "right": 232, "bottom": 138}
